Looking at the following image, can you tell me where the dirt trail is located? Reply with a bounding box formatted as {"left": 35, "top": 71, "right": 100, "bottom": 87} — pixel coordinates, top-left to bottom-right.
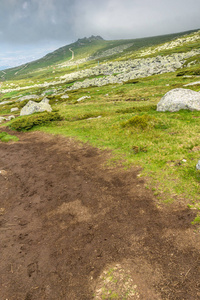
{"left": 0, "top": 130, "right": 200, "bottom": 300}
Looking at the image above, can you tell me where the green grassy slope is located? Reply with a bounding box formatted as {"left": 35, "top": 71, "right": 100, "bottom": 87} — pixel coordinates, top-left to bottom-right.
{"left": 1, "top": 28, "right": 200, "bottom": 210}
{"left": 1, "top": 28, "right": 198, "bottom": 82}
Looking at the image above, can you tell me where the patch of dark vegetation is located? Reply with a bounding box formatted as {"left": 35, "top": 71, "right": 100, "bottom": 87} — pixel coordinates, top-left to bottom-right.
{"left": 125, "top": 97, "right": 149, "bottom": 102}
{"left": 131, "top": 145, "right": 148, "bottom": 154}
{"left": 67, "top": 112, "right": 102, "bottom": 121}
{"left": 9, "top": 111, "right": 62, "bottom": 131}
{"left": 121, "top": 114, "right": 156, "bottom": 129}
{"left": 123, "top": 79, "right": 140, "bottom": 84}
{"left": 154, "top": 122, "right": 170, "bottom": 130}
{"left": 116, "top": 104, "right": 157, "bottom": 114}
{"left": 176, "top": 65, "right": 200, "bottom": 76}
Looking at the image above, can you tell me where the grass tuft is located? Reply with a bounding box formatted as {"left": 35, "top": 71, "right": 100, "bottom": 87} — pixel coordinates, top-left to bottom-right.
{"left": 9, "top": 111, "right": 62, "bottom": 131}
{"left": 0, "top": 131, "right": 19, "bottom": 142}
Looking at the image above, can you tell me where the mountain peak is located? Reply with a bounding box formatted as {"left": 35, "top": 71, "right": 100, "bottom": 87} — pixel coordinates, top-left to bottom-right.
{"left": 76, "top": 35, "right": 104, "bottom": 44}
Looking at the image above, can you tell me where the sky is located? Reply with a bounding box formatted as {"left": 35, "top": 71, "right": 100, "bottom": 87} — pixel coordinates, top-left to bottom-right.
{"left": 0, "top": 0, "right": 200, "bottom": 69}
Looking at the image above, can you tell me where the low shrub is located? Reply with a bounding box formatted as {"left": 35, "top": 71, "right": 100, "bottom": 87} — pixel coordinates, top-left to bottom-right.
{"left": 9, "top": 111, "right": 62, "bottom": 131}
{"left": 121, "top": 114, "right": 156, "bottom": 129}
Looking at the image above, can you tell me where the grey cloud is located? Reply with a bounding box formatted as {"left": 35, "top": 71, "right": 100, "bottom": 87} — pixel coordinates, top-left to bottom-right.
{"left": 0, "top": 0, "right": 200, "bottom": 68}
{"left": 0, "top": 0, "right": 199, "bottom": 45}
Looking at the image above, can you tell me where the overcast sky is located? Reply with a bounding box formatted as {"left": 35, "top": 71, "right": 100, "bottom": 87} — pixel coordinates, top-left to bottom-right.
{"left": 0, "top": 0, "right": 200, "bottom": 68}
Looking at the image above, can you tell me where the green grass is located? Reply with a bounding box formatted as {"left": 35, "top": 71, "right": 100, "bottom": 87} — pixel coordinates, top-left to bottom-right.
{"left": 1, "top": 29, "right": 200, "bottom": 210}
{"left": 191, "top": 215, "right": 200, "bottom": 225}
{"left": 0, "top": 131, "right": 19, "bottom": 142}
{"left": 32, "top": 71, "right": 200, "bottom": 207}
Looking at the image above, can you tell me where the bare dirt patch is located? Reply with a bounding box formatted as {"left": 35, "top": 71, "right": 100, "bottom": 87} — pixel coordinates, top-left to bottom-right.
{"left": 0, "top": 129, "right": 200, "bottom": 299}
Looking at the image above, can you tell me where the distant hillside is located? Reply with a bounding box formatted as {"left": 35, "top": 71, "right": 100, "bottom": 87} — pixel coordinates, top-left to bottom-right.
{"left": 1, "top": 29, "right": 199, "bottom": 81}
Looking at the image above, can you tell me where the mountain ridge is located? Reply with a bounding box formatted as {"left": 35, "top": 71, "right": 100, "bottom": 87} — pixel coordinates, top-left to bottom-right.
{"left": 1, "top": 28, "right": 199, "bottom": 81}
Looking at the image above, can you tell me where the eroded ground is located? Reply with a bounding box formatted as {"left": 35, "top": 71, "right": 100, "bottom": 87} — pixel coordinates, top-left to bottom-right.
{"left": 0, "top": 130, "right": 200, "bottom": 299}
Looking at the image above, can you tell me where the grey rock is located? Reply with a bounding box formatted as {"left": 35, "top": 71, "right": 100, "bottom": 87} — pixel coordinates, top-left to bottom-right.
{"left": 11, "top": 107, "right": 19, "bottom": 112}
{"left": 157, "top": 88, "right": 200, "bottom": 112}
{"left": 61, "top": 94, "right": 69, "bottom": 99}
{"left": 20, "top": 97, "right": 52, "bottom": 116}
{"left": 77, "top": 96, "right": 91, "bottom": 102}
{"left": 0, "top": 117, "right": 6, "bottom": 123}
{"left": 6, "top": 115, "right": 15, "bottom": 121}
{"left": 0, "top": 100, "right": 13, "bottom": 106}
{"left": 196, "top": 160, "right": 200, "bottom": 170}
{"left": 184, "top": 81, "right": 200, "bottom": 87}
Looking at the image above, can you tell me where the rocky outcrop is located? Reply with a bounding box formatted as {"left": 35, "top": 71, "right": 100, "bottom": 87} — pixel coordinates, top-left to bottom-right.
{"left": 20, "top": 98, "right": 52, "bottom": 116}
{"left": 157, "top": 88, "right": 200, "bottom": 112}
{"left": 88, "top": 43, "right": 133, "bottom": 60}
{"left": 2, "top": 49, "right": 200, "bottom": 94}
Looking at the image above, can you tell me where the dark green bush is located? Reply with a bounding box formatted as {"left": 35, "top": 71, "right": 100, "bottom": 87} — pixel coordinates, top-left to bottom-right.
{"left": 9, "top": 111, "right": 62, "bottom": 131}
{"left": 121, "top": 114, "right": 155, "bottom": 129}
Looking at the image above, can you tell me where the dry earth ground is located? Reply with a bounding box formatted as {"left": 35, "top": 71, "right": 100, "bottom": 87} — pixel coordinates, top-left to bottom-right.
{"left": 0, "top": 129, "right": 200, "bottom": 299}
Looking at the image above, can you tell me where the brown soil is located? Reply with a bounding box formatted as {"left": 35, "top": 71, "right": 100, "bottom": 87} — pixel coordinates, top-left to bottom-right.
{"left": 0, "top": 129, "right": 200, "bottom": 300}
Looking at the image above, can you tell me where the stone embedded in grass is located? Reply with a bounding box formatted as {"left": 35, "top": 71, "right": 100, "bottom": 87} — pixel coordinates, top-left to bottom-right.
{"left": 77, "top": 96, "right": 91, "bottom": 102}
{"left": 6, "top": 115, "right": 15, "bottom": 121}
{"left": 20, "top": 97, "right": 52, "bottom": 116}
{"left": 196, "top": 160, "right": 200, "bottom": 170}
{"left": 61, "top": 94, "right": 69, "bottom": 99}
{"left": 0, "top": 117, "right": 6, "bottom": 123}
{"left": 157, "top": 88, "right": 200, "bottom": 112}
{"left": 0, "top": 100, "right": 13, "bottom": 106}
{"left": 11, "top": 107, "right": 19, "bottom": 112}
{"left": 184, "top": 81, "right": 200, "bottom": 87}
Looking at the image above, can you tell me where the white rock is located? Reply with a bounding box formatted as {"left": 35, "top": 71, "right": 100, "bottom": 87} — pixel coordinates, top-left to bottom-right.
{"left": 6, "top": 115, "right": 15, "bottom": 121}
{"left": 184, "top": 81, "right": 200, "bottom": 87}
{"left": 61, "top": 94, "right": 69, "bottom": 99}
{"left": 157, "top": 88, "right": 200, "bottom": 112}
{"left": 20, "top": 98, "right": 52, "bottom": 116}
{"left": 0, "top": 117, "right": 6, "bottom": 123}
{"left": 11, "top": 107, "right": 19, "bottom": 112}
{"left": 77, "top": 96, "right": 91, "bottom": 102}
{"left": 196, "top": 160, "right": 200, "bottom": 170}
{"left": 0, "top": 100, "right": 13, "bottom": 106}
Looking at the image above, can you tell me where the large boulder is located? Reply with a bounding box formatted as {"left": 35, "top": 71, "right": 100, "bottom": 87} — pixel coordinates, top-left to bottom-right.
{"left": 20, "top": 98, "right": 52, "bottom": 116}
{"left": 157, "top": 88, "right": 200, "bottom": 112}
